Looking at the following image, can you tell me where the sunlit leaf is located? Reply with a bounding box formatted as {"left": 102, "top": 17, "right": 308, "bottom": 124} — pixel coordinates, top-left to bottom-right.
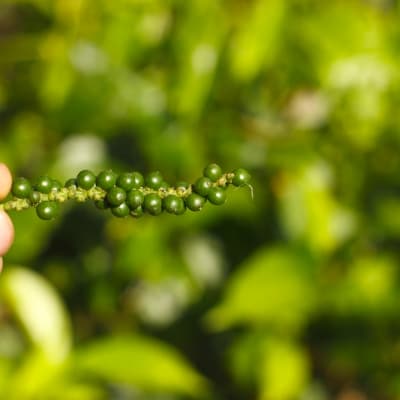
{"left": 73, "top": 335, "right": 208, "bottom": 397}
{"left": 259, "top": 338, "right": 310, "bottom": 400}
{"left": 206, "top": 246, "right": 317, "bottom": 332}
{"left": 0, "top": 266, "right": 72, "bottom": 398}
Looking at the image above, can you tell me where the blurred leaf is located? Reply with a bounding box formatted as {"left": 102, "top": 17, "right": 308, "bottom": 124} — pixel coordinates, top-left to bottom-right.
{"left": 73, "top": 335, "right": 208, "bottom": 397}
{"left": 277, "top": 161, "right": 356, "bottom": 254}
{"left": 206, "top": 246, "right": 317, "bottom": 332}
{"left": 259, "top": 337, "right": 310, "bottom": 400}
{"left": 325, "top": 255, "right": 399, "bottom": 316}
{"left": 0, "top": 266, "right": 72, "bottom": 362}
{"left": 230, "top": 0, "right": 286, "bottom": 81}
{"left": 0, "top": 266, "right": 72, "bottom": 398}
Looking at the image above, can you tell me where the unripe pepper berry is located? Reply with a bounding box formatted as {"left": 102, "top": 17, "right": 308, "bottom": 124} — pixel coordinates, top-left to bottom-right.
{"left": 77, "top": 170, "right": 96, "bottom": 190}
{"left": 29, "top": 191, "right": 41, "bottom": 205}
{"left": 232, "top": 168, "right": 251, "bottom": 187}
{"left": 163, "top": 195, "right": 185, "bottom": 215}
{"left": 145, "top": 171, "right": 163, "bottom": 190}
{"left": 35, "top": 176, "right": 53, "bottom": 194}
{"left": 51, "top": 179, "right": 62, "bottom": 191}
{"left": 130, "top": 172, "right": 144, "bottom": 188}
{"left": 185, "top": 193, "right": 206, "bottom": 211}
{"left": 193, "top": 177, "right": 212, "bottom": 197}
{"left": 203, "top": 163, "right": 222, "bottom": 182}
{"left": 97, "top": 170, "right": 117, "bottom": 190}
{"left": 207, "top": 187, "right": 226, "bottom": 205}
{"left": 36, "top": 201, "right": 59, "bottom": 220}
{"left": 65, "top": 178, "right": 77, "bottom": 188}
{"left": 107, "top": 187, "right": 127, "bottom": 206}
{"left": 111, "top": 202, "right": 130, "bottom": 218}
{"left": 127, "top": 189, "right": 144, "bottom": 210}
{"left": 143, "top": 193, "right": 162, "bottom": 215}
{"left": 12, "top": 177, "right": 32, "bottom": 199}
{"left": 130, "top": 206, "right": 144, "bottom": 218}
{"left": 117, "top": 173, "right": 136, "bottom": 191}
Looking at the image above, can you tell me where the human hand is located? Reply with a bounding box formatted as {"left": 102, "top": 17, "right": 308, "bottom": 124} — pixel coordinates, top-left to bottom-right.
{"left": 0, "top": 164, "right": 14, "bottom": 272}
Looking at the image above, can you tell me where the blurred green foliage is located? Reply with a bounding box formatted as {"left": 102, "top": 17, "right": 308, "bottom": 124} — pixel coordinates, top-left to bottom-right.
{"left": 0, "top": 0, "right": 400, "bottom": 399}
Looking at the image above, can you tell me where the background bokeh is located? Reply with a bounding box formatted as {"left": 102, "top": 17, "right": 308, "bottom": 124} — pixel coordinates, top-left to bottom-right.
{"left": 1, "top": 0, "right": 400, "bottom": 399}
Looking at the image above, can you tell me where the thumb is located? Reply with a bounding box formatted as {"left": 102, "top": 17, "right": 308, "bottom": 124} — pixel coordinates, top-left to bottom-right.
{"left": 0, "top": 210, "right": 14, "bottom": 256}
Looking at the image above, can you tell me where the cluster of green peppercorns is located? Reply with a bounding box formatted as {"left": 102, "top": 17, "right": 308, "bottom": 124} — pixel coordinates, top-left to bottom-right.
{"left": 0, "top": 164, "right": 251, "bottom": 220}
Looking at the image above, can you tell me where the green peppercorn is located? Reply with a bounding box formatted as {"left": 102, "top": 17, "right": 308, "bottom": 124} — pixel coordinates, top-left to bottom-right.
{"left": 29, "top": 191, "right": 41, "bottom": 205}
{"left": 232, "top": 168, "right": 251, "bottom": 187}
{"left": 143, "top": 193, "right": 162, "bottom": 215}
{"left": 36, "top": 201, "right": 59, "bottom": 220}
{"left": 145, "top": 171, "right": 163, "bottom": 190}
{"left": 130, "top": 206, "right": 144, "bottom": 218}
{"left": 117, "top": 173, "right": 136, "bottom": 191}
{"left": 176, "top": 181, "right": 189, "bottom": 190}
{"left": 203, "top": 163, "right": 222, "bottom": 182}
{"left": 35, "top": 176, "right": 53, "bottom": 194}
{"left": 12, "top": 177, "right": 32, "bottom": 199}
{"left": 185, "top": 193, "right": 206, "bottom": 211}
{"left": 65, "top": 178, "right": 77, "bottom": 187}
{"left": 51, "top": 179, "right": 62, "bottom": 191}
{"left": 159, "top": 181, "right": 170, "bottom": 192}
{"left": 77, "top": 170, "right": 96, "bottom": 190}
{"left": 193, "top": 177, "right": 212, "bottom": 197}
{"left": 163, "top": 195, "right": 185, "bottom": 215}
{"left": 96, "top": 170, "right": 117, "bottom": 190}
{"left": 95, "top": 199, "right": 109, "bottom": 210}
{"left": 130, "top": 172, "right": 144, "bottom": 188}
{"left": 111, "top": 202, "right": 130, "bottom": 218}
{"left": 208, "top": 187, "right": 226, "bottom": 205}
{"left": 107, "top": 187, "right": 126, "bottom": 206}
{"left": 126, "top": 189, "right": 144, "bottom": 210}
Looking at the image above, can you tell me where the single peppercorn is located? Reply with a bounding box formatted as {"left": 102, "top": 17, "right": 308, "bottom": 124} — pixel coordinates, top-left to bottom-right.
{"left": 232, "top": 168, "right": 251, "bottom": 187}
{"left": 130, "top": 172, "right": 144, "bottom": 188}
{"left": 176, "top": 181, "right": 189, "bottom": 190}
{"left": 193, "top": 177, "right": 213, "bottom": 197}
{"left": 65, "top": 178, "right": 77, "bottom": 187}
{"left": 97, "top": 170, "right": 117, "bottom": 190}
{"left": 12, "top": 177, "right": 32, "bottom": 199}
{"left": 77, "top": 170, "right": 96, "bottom": 190}
{"left": 117, "top": 173, "right": 136, "bottom": 191}
{"left": 130, "top": 206, "right": 144, "bottom": 218}
{"left": 163, "top": 195, "right": 185, "bottom": 215}
{"left": 143, "top": 193, "right": 162, "bottom": 215}
{"left": 51, "top": 179, "right": 62, "bottom": 191}
{"left": 107, "top": 187, "right": 127, "bottom": 206}
{"left": 159, "top": 181, "right": 170, "bottom": 192}
{"left": 95, "top": 199, "right": 109, "bottom": 210}
{"left": 126, "top": 189, "right": 144, "bottom": 210}
{"left": 35, "top": 176, "right": 53, "bottom": 194}
{"left": 36, "top": 201, "right": 59, "bottom": 220}
{"left": 208, "top": 187, "right": 226, "bottom": 205}
{"left": 29, "top": 191, "right": 41, "bottom": 205}
{"left": 111, "top": 202, "right": 130, "bottom": 218}
{"left": 203, "top": 163, "right": 222, "bottom": 182}
{"left": 145, "top": 171, "right": 163, "bottom": 190}
{"left": 185, "top": 193, "right": 206, "bottom": 211}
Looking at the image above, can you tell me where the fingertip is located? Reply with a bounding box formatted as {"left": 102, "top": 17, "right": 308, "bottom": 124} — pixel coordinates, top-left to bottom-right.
{"left": 0, "top": 163, "right": 12, "bottom": 200}
{"left": 0, "top": 211, "right": 14, "bottom": 256}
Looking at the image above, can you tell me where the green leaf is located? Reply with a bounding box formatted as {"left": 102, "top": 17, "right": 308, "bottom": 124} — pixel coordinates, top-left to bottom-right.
{"left": 73, "top": 335, "right": 208, "bottom": 397}
{"left": 0, "top": 266, "right": 72, "bottom": 398}
{"left": 206, "top": 246, "right": 317, "bottom": 332}
{"left": 259, "top": 338, "right": 310, "bottom": 400}
{"left": 0, "top": 266, "right": 72, "bottom": 362}
{"left": 229, "top": 0, "right": 286, "bottom": 81}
